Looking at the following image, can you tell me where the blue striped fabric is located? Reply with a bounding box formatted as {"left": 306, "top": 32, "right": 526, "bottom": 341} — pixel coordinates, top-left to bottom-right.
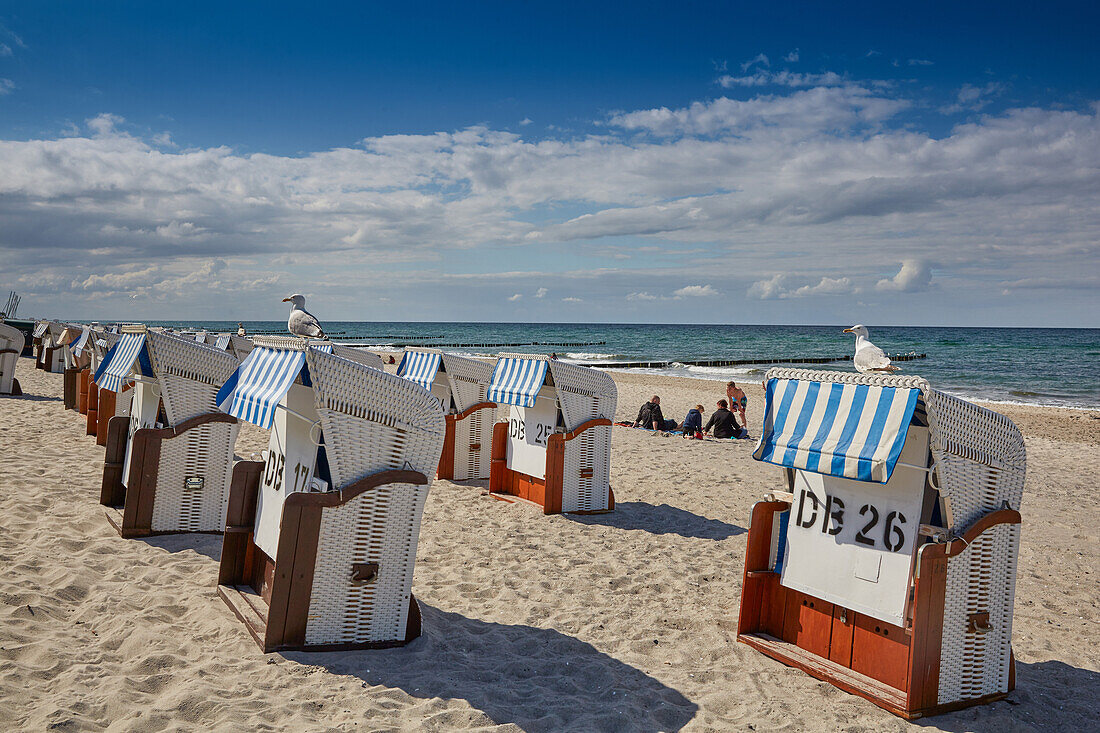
{"left": 33, "top": 322, "right": 49, "bottom": 338}
{"left": 215, "top": 334, "right": 231, "bottom": 350}
{"left": 96, "top": 332, "right": 148, "bottom": 393}
{"left": 397, "top": 351, "right": 441, "bottom": 390}
{"left": 194, "top": 332, "right": 207, "bottom": 343}
{"left": 752, "top": 378, "right": 920, "bottom": 483}
{"left": 216, "top": 346, "right": 305, "bottom": 429}
{"left": 71, "top": 328, "right": 91, "bottom": 356}
{"left": 487, "top": 357, "right": 548, "bottom": 408}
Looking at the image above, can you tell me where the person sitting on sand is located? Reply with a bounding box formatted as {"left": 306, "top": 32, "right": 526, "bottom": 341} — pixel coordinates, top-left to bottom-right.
{"left": 634, "top": 395, "right": 677, "bottom": 431}
{"left": 704, "top": 399, "right": 741, "bottom": 439}
{"left": 726, "top": 381, "right": 747, "bottom": 425}
{"left": 682, "top": 404, "right": 705, "bottom": 439}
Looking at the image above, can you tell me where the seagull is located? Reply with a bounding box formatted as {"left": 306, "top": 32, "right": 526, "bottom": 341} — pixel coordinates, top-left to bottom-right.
{"left": 283, "top": 294, "right": 326, "bottom": 339}
{"left": 844, "top": 324, "right": 900, "bottom": 373}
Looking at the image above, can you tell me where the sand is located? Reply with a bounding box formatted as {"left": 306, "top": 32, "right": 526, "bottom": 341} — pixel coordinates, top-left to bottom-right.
{"left": 1, "top": 359, "right": 1097, "bottom": 732}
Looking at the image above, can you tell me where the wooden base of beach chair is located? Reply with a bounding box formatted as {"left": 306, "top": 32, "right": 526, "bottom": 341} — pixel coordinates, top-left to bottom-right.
{"left": 86, "top": 382, "right": 98, "bottom": 435}
{"left": 6, "top": 377, "right": 20, "bottom": 396}
{"left": 96, "top": 390, "right": 118, "bottom": 446}
{"left": 102, "top": 412, "right": 238, "bottom": 538}
{"left": 736, "top": 501, "right": 1020, "bottom": 720}
{"left": 63, "top": 367, "right": 80, "bottom": 409}
{"left": 437, "top": 401, "right": 496, "bottom": 481}
{"left": 217, "top": 461, "right": 428, "bottom": 653}
{"left": 488, "top": 420, "right": 615, "bottom": 514}
{"left": 77, "top": 368, "right": 90, "bottom": 414}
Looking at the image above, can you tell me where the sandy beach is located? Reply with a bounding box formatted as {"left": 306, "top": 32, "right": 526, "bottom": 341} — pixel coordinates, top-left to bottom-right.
{"left": 1, "top": 358, "right": 1097, "bottom": 732}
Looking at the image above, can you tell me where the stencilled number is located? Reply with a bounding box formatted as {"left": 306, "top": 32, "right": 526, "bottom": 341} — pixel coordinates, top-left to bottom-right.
{"left": 263, "top": 451, "right": 286, "bottom": 491}
{"left": 290, "top": 461, "right": 310, "bottom": 493}
{"left": 796, "top": 492, "right": 906, "bottom": 552}
{"left": 509, "top": 418, "right": 525, "bottom": 440}
{"left": 533, "top": 422, "right": 553, "bottom": 446}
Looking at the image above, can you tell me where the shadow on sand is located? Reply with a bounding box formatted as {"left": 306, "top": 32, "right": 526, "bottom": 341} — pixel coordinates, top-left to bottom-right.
{"left": 913, "top": 659, "right": 1099, "bottom": 732}
{"left": 569, "top": 501, "right": 746, "bottom": 540}
{"left": 287, "top": 604, "right": 697, "bottom": 732}
{"left": 139, "top": 531, "right": 223, "bottom": 562}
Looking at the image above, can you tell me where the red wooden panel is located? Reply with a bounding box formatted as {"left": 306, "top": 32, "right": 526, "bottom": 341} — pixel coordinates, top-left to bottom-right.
{"left": 829, "top": 605, "right": 854, "bottom": 667}
{"left": 762, "top": 573, "right": 788, "bottom": 639}
{"left": 851, "top": 613, "right": 911, "bottom": 692}
{"left": 783, "top": 590, "right": 834, "bottom": 658}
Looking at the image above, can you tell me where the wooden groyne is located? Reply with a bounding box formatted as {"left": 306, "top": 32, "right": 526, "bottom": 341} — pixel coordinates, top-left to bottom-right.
{"left": 586, "top": 353, "right": 927, "bottom": 369}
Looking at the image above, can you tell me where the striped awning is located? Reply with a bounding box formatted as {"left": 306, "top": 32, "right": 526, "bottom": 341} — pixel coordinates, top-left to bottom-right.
{"left": 215, "top": 334, "right": 231, "bottom": 350}
{"left": 33, "top": 322, "right": 48, "bottom": 338}
{"left": 753, "top": 378, "right": 921, "bottom": 483}
{"left": 194, "top": 332, "right": 207, "bottom": 343}
{"left": 216, "top": 346, "right": 306, "bottom": 429}
{"left": 95, "top": 332, "right": 151, "bottom": 393}
{"left": 487, "top": 357, "right": 549, "bottom": 408}
{"left": 71, "top": 328, "right": 91, "bottom": 356}
{"left": 397, "top": 351, "right": 441, "bottom": 390}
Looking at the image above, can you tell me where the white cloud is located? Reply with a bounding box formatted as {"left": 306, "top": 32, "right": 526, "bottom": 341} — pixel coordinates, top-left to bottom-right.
{"left": 740, "top": 53, "right": 770, "bottom": 72}
{"left": 562, "top": 297, "right": 583, "bottom": 303}
{"left": 673, "top": 284, "right": 717, "bottom": 298}
{"left": 941, "top": 82, "right": 1007, "bottom": 114}
{"left": 0, "top": 44, "right": 11, "bottom": 57}
{"left": 534, "top": 287, "right": 548, "bottom": 298}
{"left": 875, "top": 260, "right": 933, "bottom": 292}
{"left": 519, "top": 118, "right": 533, "bottom": 126}
{"left": 626, "top": 292, "right": 658, "bottom": 301}
{"left": 718, "top": 71, "right": 846, "bottom": 88}
{"left": 0, "top": 79, "right": 14, "bottom": 95}
{"left": 784, "top": 49, "right": 800, "bottom": 63}
{"left": 748, "top": 274, "right": 854, "bottom": 300}
{"left": 507, "top": 293, "right": 522, "bottom": 301}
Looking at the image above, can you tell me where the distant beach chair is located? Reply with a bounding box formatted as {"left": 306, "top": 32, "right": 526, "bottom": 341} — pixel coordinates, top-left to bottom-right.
{"left": 227, "top": 334, "right": 253, "bottom": 362}
{"left": 398, "top": 347, "right": 497, "bottom": 480}
{"left": 0, "top": 322, "right": 25, "bottom": 396}
{"left": 487, "top": 353, "right": 616, "bottom": 514}
{"left": 99, "top": 326, "right": 241, "bottom": 537}
{"left": 92, "top": 331, "right": 133, "bottom": 447}
{"left": 215, "top": 335, "right": 444, "bottom": 652}
{"left": 329, "top": 342, "right": 385, "bottom": 370}
{"left": 36, "top": 321, "right": 67, "bottom": 373}
{"left": 54, "top": 324, "right": 87, "bottom": 409}
{"left": 737, "top": 368, "right": 1026, "bottom": 719}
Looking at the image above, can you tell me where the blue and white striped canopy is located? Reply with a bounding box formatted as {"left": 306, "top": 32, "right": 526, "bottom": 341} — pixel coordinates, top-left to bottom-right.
{"left": 194, "top": 332, "right": 207, "bottom": 343}
{"left": 214, "top": 334, "right": 231, "bottom": 350}
{"left": 216, "top": 346, "right": 306, "bottom": 429}
{"left": 487, "top": 357, "right": 549, "bottom": 408}
{"left": 71, "top": 328, "right": 91, "bottom": 356}
{"left": 397, "top": 351, "right": 442, "bottom": 390}
{"left": 33, "top": 322, "right": 49, "bottom": 338}
{"left": 95, "top": 332, "right": 151, "bottom": 393}
{"left": 753, "top": 378, "right": 921, "bottom": 483}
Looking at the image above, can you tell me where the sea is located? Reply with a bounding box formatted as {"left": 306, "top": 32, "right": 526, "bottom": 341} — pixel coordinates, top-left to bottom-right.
{"left": 146, "top": 322, "right": 1100, "bottom": 410}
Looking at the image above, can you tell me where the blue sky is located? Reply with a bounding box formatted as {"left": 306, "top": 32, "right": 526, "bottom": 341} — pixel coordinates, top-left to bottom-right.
{"left": 1, "top": 2, "right": 1098, "bottom": 325}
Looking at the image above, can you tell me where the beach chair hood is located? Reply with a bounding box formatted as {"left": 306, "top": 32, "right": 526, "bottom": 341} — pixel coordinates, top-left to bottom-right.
{"left": 94, "top": 325, "right": 154, "bottom": 392}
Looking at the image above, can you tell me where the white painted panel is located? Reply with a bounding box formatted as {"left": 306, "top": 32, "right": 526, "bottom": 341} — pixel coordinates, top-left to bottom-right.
{"left": 780, "top": 425, "right": 929, "bottom": 627}
{"left": 121, "top": 381, "right": 161, "bottom": 488}
{"left": 253, "top": 383, "right": 320, "bottom": 561}
{"left": 505, "top": 387, "right": 557, "bottom": 480}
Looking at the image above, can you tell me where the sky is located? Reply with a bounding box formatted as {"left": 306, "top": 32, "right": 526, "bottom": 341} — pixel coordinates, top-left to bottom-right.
{"left": 0, "top": 1, "right": 1098, "bottom": 326}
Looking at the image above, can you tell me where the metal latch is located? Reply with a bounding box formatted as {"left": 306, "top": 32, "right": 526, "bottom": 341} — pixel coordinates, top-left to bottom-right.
{"left": 351, "top": 562, "right": 380, "bottom": 584}
{"left": 185, "top": 476, "right": 204, "bottom": 491}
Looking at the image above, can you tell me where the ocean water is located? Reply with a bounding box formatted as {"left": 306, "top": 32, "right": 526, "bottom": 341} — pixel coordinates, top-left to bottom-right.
{"left": 147, "top": 322, "right": 1100, "bottom": 410}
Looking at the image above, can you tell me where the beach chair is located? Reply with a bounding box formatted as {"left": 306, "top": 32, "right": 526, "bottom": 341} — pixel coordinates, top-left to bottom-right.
{"left": 227, "top": 334, "right": 253, "bottom": 362}
{"left": 487, "top": 354, "right": 616, "bottom": 514}
{"left": 215, "top": 336, "right": 444, "bottom": 652}
{"left": 736, "top": 368, "right": 1026, "bottom": 719}
{"left": 329, "top": 342, "right": 385, "bottom": 370}
{"left": 398, "top": 347, "right": 497, "bottom": 480}
{"left": 98, "top": 328, "right": 241, "bottom": 537}
{"left": 93, "top": 331, "right": 133, "bottom": 447}
{"left": 0, "top": 322, "right": 25, "bottom": 396}
{"left": 54, "top": 324, "right": 87, "bottom": 409}
{"left": 31, "top": 320, "right": 49, "bottom": 369}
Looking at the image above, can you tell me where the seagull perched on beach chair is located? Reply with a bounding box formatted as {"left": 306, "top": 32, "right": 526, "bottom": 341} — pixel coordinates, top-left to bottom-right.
{"left": 283, "top": 294, "right": 327, "bottom": 339}
{"left": 844, "top": 324, "right": 900, "bottom": 373}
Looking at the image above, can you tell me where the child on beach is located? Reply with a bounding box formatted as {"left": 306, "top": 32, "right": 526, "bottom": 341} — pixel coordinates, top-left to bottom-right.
{"left": 682, "top": 404, "right": 704, "bottom": 439}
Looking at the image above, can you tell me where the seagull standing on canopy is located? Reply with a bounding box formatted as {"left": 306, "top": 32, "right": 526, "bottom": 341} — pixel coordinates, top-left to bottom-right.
{"left": 844, "top": 324, "right": 900, "bottom": 373}
{"left": 283, "top": 294, "right": 327, "bottom": 339}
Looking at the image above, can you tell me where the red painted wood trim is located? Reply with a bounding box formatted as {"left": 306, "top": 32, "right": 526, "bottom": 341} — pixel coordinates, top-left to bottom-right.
{"left": 908, "top": 552, "right": 947, "bottom": 711}
{"left": 284, "top": 469, "right": 429, "bottom": 509}
{"left": 137, "top": 411, "right": 239, "bottom": 440}
{"left": 561, "top": 417, "right": 613, "bottom": 442}
{"left": 100, "top": 415, "right": 129, "bottom": 506}
{"left": 543, "top": 433, "right": 564, "bottom": 514}
{"left": 86, "top": 382, "right": 99, "bottom": 435}
{"left": 438, "top": 415, "right": 456, "bottom": 479}
{"left": 96, "top": 390, "right": 116, "bottom": 446}
{"left": 454, "top": 401, "right": 496, "bottom": 421}
{"left": 737, "top": 501, "right": 789, "bottom": 639}
{"left": 78, "top": 368, "right": 90, "bottom": 414}
{"left": 488, "top": 421, "right": 509, "bottom": 495}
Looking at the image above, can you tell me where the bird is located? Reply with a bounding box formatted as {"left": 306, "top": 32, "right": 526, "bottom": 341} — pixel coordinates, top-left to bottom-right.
{"left": 844, "top": 324, "right": 900, "bottom": 373}
{"left": 283, "top": 294, "right": 326, "bottom": 339}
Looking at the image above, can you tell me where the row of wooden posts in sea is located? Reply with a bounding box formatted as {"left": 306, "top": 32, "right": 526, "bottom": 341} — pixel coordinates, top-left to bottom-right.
{"left": 1, "top": 318, "right": 1025, "bottom": 721}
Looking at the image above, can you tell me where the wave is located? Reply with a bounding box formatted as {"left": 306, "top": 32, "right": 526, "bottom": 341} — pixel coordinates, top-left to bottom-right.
{"left": 562, "top": 352, "right": 621, "bottom": 361}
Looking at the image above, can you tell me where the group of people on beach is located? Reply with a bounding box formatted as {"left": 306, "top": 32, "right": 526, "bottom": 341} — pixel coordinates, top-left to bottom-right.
{"left": 633, "top": 381, "right": 750, "bottom": 440}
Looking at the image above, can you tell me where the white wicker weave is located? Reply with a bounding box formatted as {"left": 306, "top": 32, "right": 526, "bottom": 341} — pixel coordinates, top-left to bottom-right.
{"left": 0, "top": 323, "right": 24, "bottom": 394}
{"left": 330, "top": 343, "right": 385, "bottom": 371}
{"left": 763, "top": 368, "right": 1025, "bottom": 704}
{"left": 300, "top": 347, "right": 444, "bottom": 645}
{"left": 143, "top": 331, "right": 241, "bottom": 533}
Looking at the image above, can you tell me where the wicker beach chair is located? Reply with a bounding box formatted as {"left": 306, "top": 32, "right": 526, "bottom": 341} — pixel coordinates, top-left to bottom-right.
{"left": 736, "top": 368, "right": 1026, "bottom": 719}
{"left": 227, "top": 334, "right": 253, "bottom": 362}
{"left": 487, "top": 353, "right": 617, "bottom": 514}
{"left": 215, "top": 335, "right": 444, "bottom": 652}
{"left": 31, "top": 320, "right": 49, "bottom": 369}
{"left": 39, "top": 321, "right": 68, "bottom": 373}
{"left": 98, "top": 329, "right": 241, "bottom": 538}
{"left": 330, "top": 342, "right": 385, "bottom": 370}
{"left": 398, "top": 347, "right": 497, "bottom": 480}
{"left": 0, "top": 322, "right": 25, "bottom": 396}
{"left": 91, "top": 331, "right": 133, "bottom": 446}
